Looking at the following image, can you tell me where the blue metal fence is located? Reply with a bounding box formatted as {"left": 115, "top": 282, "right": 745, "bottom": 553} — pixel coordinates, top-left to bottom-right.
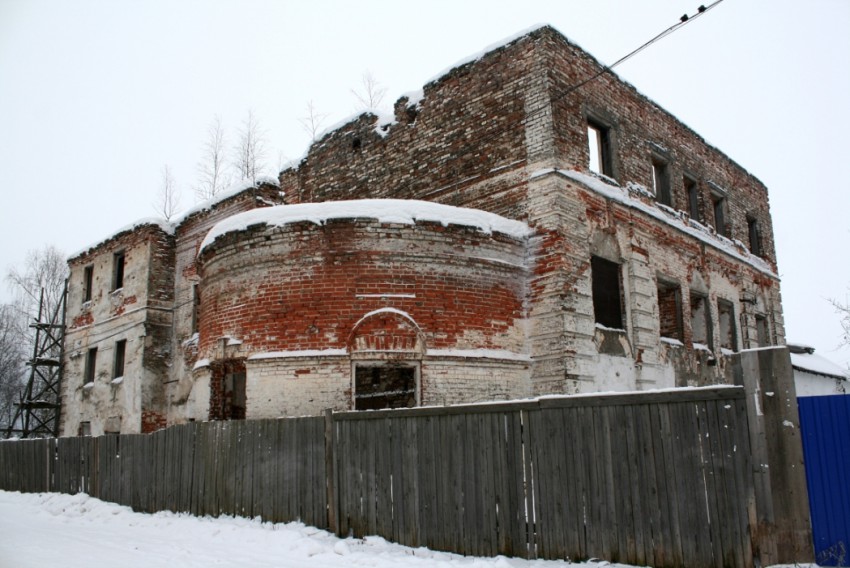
{"left": 799, "top": 395, "right": 850, "bottom": 567}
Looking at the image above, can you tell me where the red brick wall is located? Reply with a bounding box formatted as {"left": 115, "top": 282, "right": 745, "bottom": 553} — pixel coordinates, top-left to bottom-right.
{"left": 141, "top": 410, "right": 167, "bottom": 433}
{"left": 197, "top": 219, "right": 528, "bottom": 359}
{"left": 279, "top": 37, "right": 539, "bottom": 220}
{"left": 279, "top": 26, "right": 776, "bottom": 270}
{"left": 541, "top": 31, "right": 776, "bottom": 267}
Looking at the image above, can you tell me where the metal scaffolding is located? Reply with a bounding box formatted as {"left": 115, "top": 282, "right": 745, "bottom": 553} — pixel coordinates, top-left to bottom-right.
{"left": 7, "top": 283, "right": 67, "bottom": 438}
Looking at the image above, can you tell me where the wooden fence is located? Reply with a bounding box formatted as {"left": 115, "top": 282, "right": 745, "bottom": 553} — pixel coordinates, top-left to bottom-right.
{"left": 0, "top": 387, "right": 756, "bottom": 568}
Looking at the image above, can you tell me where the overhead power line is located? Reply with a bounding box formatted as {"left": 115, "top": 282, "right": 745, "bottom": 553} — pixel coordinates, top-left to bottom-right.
{"left": 477, "top": 1, "right": 726, "bottom": 159}
{"left": 373, "top": 2, "right": 726, "bottom": 201}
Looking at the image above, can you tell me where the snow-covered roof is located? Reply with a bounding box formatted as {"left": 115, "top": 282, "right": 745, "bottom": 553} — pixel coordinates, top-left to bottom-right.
{"left": 787, "top": 343, "right": 849, "bottom": 380}
{"left": 533, "top": 168, "right": 776, "bottom": 277}
{"left": 281, "top": 111, "right": 399, "bottom": 171}
{"left": 68, "top": 218, "right": 175, "bottom": 261}
{"left": 281, "top": 27, "right": 549, "bottom": 173}
{"left": 200, "top": 199, "right": 534, "bottom": 252}
{"left": 68, "top": 177, "right": 280, "bottom": 261}
{"left": 422, "top": 23, "right": 548, "bottom": 87}
{"left": 173, "top": 176, "right": 279, "bottom": 226}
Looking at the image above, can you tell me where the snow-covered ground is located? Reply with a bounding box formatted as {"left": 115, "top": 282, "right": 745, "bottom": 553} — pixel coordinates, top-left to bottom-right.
{"left": 0, "top": 491, "right": 816, "bottom": 568}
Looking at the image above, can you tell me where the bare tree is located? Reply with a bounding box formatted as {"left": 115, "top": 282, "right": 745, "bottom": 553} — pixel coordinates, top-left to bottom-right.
{"left": 832, "top": 294, "right": 850, "bottom": 351}
{"left": 6, "top": 245, "right": 68, "bottom": 331}
{"left": 351, "top": 71, "right": 387, "bottom": 110}
{"left": 0, "top": 304, "right": 25, "bottom": 432}
{"left": 299, "top": 100, "right": 329, "bottom": 142}
{"left": 153, "top": 165, "right": 181, "bottom": 221}
{"left": 195, "top": 116, "right": 232, "bottom": 201}
{"left": 232, "top": 110, "right": 268, "bottom": 182}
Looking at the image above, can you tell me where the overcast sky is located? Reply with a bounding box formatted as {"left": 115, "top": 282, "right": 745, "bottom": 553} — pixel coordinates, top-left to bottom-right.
{"left": 1, "top": 0, "right": 848, "bottom": 367}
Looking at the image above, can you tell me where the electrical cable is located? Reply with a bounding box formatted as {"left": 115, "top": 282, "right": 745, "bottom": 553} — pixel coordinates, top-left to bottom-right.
{"left": 372, "top": 1, "right": 725, "bottom": 200}
{"left": 467, "top": 1, "right": 726, "bottom": 167}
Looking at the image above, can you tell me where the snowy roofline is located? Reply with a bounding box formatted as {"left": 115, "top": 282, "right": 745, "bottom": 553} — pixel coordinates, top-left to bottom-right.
{"left": 281, "top": 24, "right": 766, "bottom": 189}
{"left": 280, "top": 109, "right": 399, "bottom": 172}
{"left": 172, "top": 176, "right": 280, "bottom": 226}
{"left": 421, "top": 23, "right": 549, "bottom": 87}
{"left": 278, "top": 27, "right": 550, "bottom": 174}
{"left": 532, "top": 168, "right": 777, "bottom": 278}
{"left": 789, "top": 347, "right": 849, "bottom": 380}
{"left": 199, "top": 199, "right": 533, "bottom": 252}
{"left": 68, "top": 177, "right": 280, "bottom": 261}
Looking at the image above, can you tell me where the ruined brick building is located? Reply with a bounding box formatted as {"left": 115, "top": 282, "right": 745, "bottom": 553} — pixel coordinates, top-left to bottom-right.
{"left": 59, "top": 25, "right": 782, "bottom": 436}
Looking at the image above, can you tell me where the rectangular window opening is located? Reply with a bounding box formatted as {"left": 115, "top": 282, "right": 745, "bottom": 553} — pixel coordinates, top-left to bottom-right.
{"left": 591, "top": 256, "right": 624, "bottom": 330}
{"left": 711, "top": 194, "right": 727, "bottom": 236}
{"left": 191, "top": 284, "right": 200, "bottom": 334}
{"left": 113, "top": 339, "right": 126, "bottom": 379}
{"left": 83, "top": 265, "right": 93, "bottom": 303}
{"left": 690, "top": 293, "right": 713, "bottom": 350}
{"left": 755, "top": 314, "right": 770, "bottom": 347}
{"left": 685, "top": 176, "right": 699, "bottom": 220}
{"left": 652, "top": 158, "right": 671, "bottom": 206}
{"left": 587, "top": 119, "right": 613, "bottom": 177}
{"left": 112, "top": 251, "right": 125, "bottom": 291}
{"left": 747, "top": 215, "right": 761, "bottom": 257}
{"left": 84, "top": 347, "right": 98, "bottom": 385}
{"left": 717, "top": 299, "right": 737, "bottom": 351}
{"left": 354, "top": 364, "right": 417, "bottom": 410}
{"left": 657, "top": 280, "right": 683, "bottom": 342}
{"left": 224, "top": 371, "right": 246, "bottom": 420}
{"left": 78, "top": 422, "right": 91, "bottom": 437}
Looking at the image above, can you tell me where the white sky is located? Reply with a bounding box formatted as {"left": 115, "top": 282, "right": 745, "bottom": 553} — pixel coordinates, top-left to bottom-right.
{"left": 1, "top": 0, "right": 848, "bottom": 367}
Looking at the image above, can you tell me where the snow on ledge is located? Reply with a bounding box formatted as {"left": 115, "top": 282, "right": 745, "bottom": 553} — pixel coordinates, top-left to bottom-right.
{"left": 192, "top": 358, "right": 211, "bottom": 370}
{"left": 790, "top": 350, "right": 849, "bottom": 380}
{"left": 428, "top": 349, "right": 531, "bottom": 362}
{"left": 174, "top": 176, "right": 280, "bottom": 226}
{"left": 200, "top": 199, "right": 533, "bottom": 252}
{"left": 68, "top": 177, "right": 280, "bottom": 261}
{"left": 68, "top": 218, "right": 174, "bottom": 260}
{"left": 352, "top": 307, "right": 421, "bottom": 332}
{"left": 423, "top": 24, "right": 547, "bottom": 87}
{"left": 249, "top": 349, "right": 348, "bottom": 360}
{"left": 531, "top": 168, "right": 777, "bottom": 278}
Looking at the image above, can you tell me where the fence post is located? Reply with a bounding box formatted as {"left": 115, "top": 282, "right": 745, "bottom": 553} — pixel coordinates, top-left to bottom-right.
{"left": 324, "top": 409, "right": 337, "bottom": 535}
{"left": 733, "top": 347, "right": 814, "bottom": 565}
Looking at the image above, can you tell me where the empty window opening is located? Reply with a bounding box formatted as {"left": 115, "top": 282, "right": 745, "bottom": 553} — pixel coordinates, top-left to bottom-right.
{"left": 84, "top": 347, "right": 97, "bottom": 385}
{"left": 112, "top": 251, "right": 125, "bottom": 291}
{"left": 113, "top": 339, "right": 126, "bottom": 379}
{"left": 191, "top": 284, "right": 200, "bottom": 334}
{"left": 657, "top": 280, "right": 683, "bottom": 341}
{"left": 690, "top": 293, "right": 713, "bottom": 349}
{"left": 224, "top": 371, "right": 246, "bottom": 420}
{"left": 78, "top": 421, "right": 91, "bottom": 437}
{"left": 591, "top": 256, "right": 624, "bottom": 330}
{"left": 83, "top": 265, "right": 93, "bottom": 303}
{"left": 587, "top": 119, "right": 613, "bottom": 177}
{"left": 711, "top": 194, "right": 727, "bottom": 236}
{"left": 755, "top": 314, "right": 770, "bottom": 347}
{"left": 652, "top": 158, "right": 672, "bottom": 206}
{"left": 747, "top": 215, "right": 761, "bottom": 257}
{"left": 684, "top": 176, "right": 699, "bottom": 220}
{"left": 717, "top": 299, "right": 737, "bottom": 351}
{"left": 355, "top": 364, "right": 417, "bottom": 410}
